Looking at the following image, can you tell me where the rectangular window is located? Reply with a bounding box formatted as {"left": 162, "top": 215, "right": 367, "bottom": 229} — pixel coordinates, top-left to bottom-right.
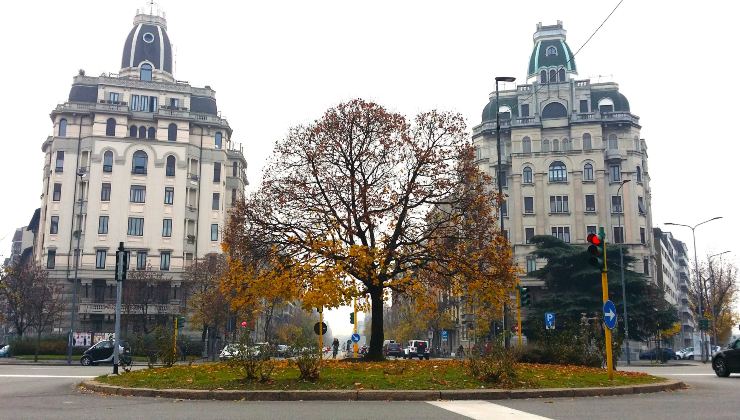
{"left": 587, "top": 225, "right": 597, "bottom": 236}
{"left": 55, "top": 151, "right": 64, "bottom": 172}
{"left": 52, "top": 183, "right": 62, "bottom": 201}
{"left": 164, "top": 187, "right": 174, "bottom": 205}
{"left": 212, "top": 193, "right": 220, "bottom": 210}
{"left": 520, "top": 104, "right": 530, "bottom": 117}
{"left": 231, "top": 188, "right": 237, "bottom": 206}
{"left": 611, "top": 196, "right": 623, "bottom": 213}
{"left": 169, "top": 98, "right": 179, "bottom": 108}
{"left": 526, "top": 256, "right": 537, "bottom": 273}
{"left": 47, "top": 250, "right": 56, "bottom": 269}
{"left": 101, "top": 183, "right": 111, "bottom": 202}
{"left": 498, "top": 171, "right": 507, "bottom": 188}
{"left": 148, "top": 96, "right": 157, "bottom": 112}
{"left": 98, "top": 216, "right": 109, "bottom": 234}
{"left": 213, "top": 162, "right": 221, "bottom": 182}
{"left": 525, "top": 227, "right": 535, "bottom": 244}
{"left": 638, "top": 196, "right": 646, "bottom": 214}
{"left": 130, "top": 185, "right": 146, "bottom": 203}
{"left": 523, "top": 196, "right": 534, "bottom": 214}
{"left": 579, "top": 99, "right": 588, "bottom": 113}
{"left": 613, "top": 226, "right": 625, "bottom": 244}
{"left": 609, "top": 165, "right": 621, "bottom": 182}
{"left": 96, "top": 250, "right": 107, "bottom": 269}
{"left": 50, "top": 216, "right": 59, "bottom": 234}
{"left": 585, "top": 194, "right": 596, "bottom": 212}
{"left": 640, "top": 227, "right": 646, "bottom": 244}
{"left": 160, "top": 252, "right": 171, "bottom": 271}
{"left": 162, "top": 219, "right": 172, "bottom": 237}
{"left": 232, "top": 162, "right": 238, "bottom": 177}
{"left": 500, "top": 200, "right": 508, "bottom": 217}
{"left": 136, "top": 251, "right": 147, "bottom": 270}
{"left": 140, "top": 95, "right": 149, "bottom": 112}
{"left": 130, "top": 94, "right": 139, "bottom": 111}
{"left": 643, "top": 257, "right": 650, "bottom": 275}
{"left": 109, "top": 92, "right": 119, "bottom": 103}
{"left": 211, "top": 224, "right": 219, "bottom": 241}
{"left": 549, "top": 195, "right": 569, "bottom": 213}
{"left": 551, "top": 226, "right": 571, "bottom": 243}
{"left": 127, "top": 217, "right": 144, "bottom": 236}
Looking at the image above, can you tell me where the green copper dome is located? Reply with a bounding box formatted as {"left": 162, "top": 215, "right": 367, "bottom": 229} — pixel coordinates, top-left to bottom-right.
{"left": 527, "top": 39, "right": 576, "bottom": 77}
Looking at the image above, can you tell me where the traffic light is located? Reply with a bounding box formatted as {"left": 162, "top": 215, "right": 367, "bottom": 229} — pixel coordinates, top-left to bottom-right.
{"left": 518, "top": 286, "right": 531, "bottom": 306}
{"left": 587, "top": 231, "right": 606, "bottom": 270}
{"left": 350, "top": 312, "right": 355, "bottom": 324}
{"left": 699, "top": 318, "right": 710, "bottom": 331}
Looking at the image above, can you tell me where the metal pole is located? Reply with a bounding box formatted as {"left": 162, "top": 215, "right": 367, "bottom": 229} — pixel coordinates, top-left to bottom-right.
{"left": 618, "top": 181, "right": 630, "bottom": 365}
{"left": 690, "top": 228, "right": 706, "bottom": 363}
{"left": 601, "top": 226, "right": 613, "bottom": 380}
{"left": 113, "top": 242, "right": 124, "bottom": 375}
{"left": 66, "top": 172, "right": 83, "bottom": 365}
{"left": 353, "top": 299, "right": 358, "bottom": 358}
{"left": 516, "top": 285, "right": 522, "bottom": 346}
{"left": 495, "top": 80, "right": 509, "bottom": 349}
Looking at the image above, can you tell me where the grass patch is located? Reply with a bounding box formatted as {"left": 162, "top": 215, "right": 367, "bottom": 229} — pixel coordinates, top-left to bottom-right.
{"left": 97, "top": 360, "right": 662, "bottom": 390}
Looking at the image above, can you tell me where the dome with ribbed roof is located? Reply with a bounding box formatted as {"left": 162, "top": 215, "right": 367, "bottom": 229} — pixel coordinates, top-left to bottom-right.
{"left": 527, "top": 21, "right": 577, "bottom": 79}
{"left": 120, "top": 3, "right": 173, "bottom": 78}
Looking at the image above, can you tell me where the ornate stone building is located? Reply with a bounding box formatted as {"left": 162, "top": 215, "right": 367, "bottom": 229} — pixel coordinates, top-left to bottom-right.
{"left": 35, "top": 6, "right": 247, "bottom": 334}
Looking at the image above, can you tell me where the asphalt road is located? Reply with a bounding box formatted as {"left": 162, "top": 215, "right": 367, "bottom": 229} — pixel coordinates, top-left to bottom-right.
{"left": 0, "top": 362, "right": 737, "bottom": 419}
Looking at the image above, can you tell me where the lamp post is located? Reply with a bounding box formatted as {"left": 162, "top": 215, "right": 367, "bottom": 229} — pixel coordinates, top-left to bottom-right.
{"left": 66, "top": 168, "right": 87, "bottom": 365}
{"left": 495, "top": 76, "right": 515, "bottom": 348}
{"left": 707, "top": 250, "right": 731, "bottom": 349}
{"left": 665, "top": 216, "right": 723, "bottom": 363}
{"left": 617, "top": 179, "right": 631, "bottom": 364}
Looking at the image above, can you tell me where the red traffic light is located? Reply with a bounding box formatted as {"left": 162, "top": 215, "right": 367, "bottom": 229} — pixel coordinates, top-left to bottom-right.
{"left": 587, "top": 233, "right": 601, "bottom": 246}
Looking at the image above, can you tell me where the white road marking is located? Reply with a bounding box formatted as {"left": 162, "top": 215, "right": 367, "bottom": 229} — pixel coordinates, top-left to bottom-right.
{"left": 429, "top": 400, "right": 552, "bottom": 420}
{"left": 657, "top": 373, "right": 716, "bottom": 376}
{"left": 0, "top": 374, "right": 95, "bottom": 379}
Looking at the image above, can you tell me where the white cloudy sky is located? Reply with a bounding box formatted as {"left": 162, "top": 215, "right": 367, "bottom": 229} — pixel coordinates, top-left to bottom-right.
{"left": 1, "top": 0, "right": 738, "bottom": 338}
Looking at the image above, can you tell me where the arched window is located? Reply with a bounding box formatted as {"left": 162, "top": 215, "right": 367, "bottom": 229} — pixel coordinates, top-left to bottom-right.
{"left": 608, "top": 134, "right": 618, "bottom": 150}
{"left": 583, "top": 133, "right": 592, "bottom": 150}
{"left": 129, "top": 125, "right": 137, "bottom": 137}
{"left": 636, "top": 166, "right": 642, "bottom": 182}
{"left": 552, "top": 139, "right": 559, "bottom": 152}
{"left": 140, "top": 63, "right": 152, "bottom": 81}
{"left": 215, "top": 132, "right": 223, "bottom": 149}
{"left": 542, "top": 102, "right": 567, "bottom": 119}
{"left": 167, "top": 123, "right": 177, "bottom": 142}
{"left": 59, "top": 119, "right": 67, "bottom": 137}
{"left": 540, "top": 70, "right": 547, "bottom": 83}
{"left": 549, "top": 161, "right": 567, "bottom": 182}
{"left": 105, "top": 118, "right": 116, "bottom": 136}
{"left": 562, "top": 138, "right": 571, "bottom": 151}
{"left": 549, "top": 69, "right": 557, "bottom": 83}
{"left": 598, "top": 98, "right": 614, "bottom": 113}
{"left": 634, "top": 136, "right": 640, "bottom": 151}
{"left": 546, "top": 46, "right": 558, "bottom": 56}
{"left": 522, "top": 136, "right": 531, "bottom": 154}
{"left": 132, "top": 150, "right": 148, "bottom": 174}
{"left": 558, "top": 68, "right": 566, "bottom": 82}
{"left": 166, "top": 155, "right": 176, "bottom": 177}
{"left": 542, "top": 139, "right": 550, "bottom": 153}
{"left": 147, "top": 127, "right": 156, "bottom": 139}
{"left": 103, "top": 151, "right": 113, "bottom": 173}
{"left": 583, "top": 163, "right": 594, "bottom": 181}
{"left": 138, "top": 126, "right": 146, "bottom": 139}
{"left": 522, "top": 166, "right": 533, "bottom": 184}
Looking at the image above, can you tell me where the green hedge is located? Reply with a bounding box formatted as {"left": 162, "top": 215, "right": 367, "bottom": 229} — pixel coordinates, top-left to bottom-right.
{"left": 10, "top": 336, "right": 84, "bottom": 356}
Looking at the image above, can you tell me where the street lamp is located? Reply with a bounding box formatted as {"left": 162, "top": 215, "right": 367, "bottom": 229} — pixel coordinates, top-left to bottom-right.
{"left": 616, "top": 179, "right": 631, "bottom": 364}
{"left": 66, "top": 168, "right": 87, "bottom": 364}
{"left": 494, "top": 76, "right": 515, "bottom": 348}
{"left": 664, "top": 216, "right": 723, "bottom": 363}
{"left": 707, "top": 250, "right": 731, "bottom": 349}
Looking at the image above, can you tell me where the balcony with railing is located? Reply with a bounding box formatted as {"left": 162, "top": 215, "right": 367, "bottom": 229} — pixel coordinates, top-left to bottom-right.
{"left": 79, "top": 302, "right": 181, "bottom": 315}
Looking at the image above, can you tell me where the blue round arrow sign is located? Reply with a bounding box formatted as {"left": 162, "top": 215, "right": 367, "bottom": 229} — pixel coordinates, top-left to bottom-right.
{"left": 351, "top": 333, "right": 361, "bottom": 342}
{"left": 603, "top": 300, "right": 617, "bottom": 330}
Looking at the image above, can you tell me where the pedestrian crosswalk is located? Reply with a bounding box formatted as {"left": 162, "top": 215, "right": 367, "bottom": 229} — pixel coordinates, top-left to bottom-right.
{"left": 428, "top": 400, "right": 552, "bottom": 420}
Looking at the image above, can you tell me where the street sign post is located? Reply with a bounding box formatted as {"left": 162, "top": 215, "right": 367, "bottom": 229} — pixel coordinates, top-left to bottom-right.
{"left": 441, "top": 330, "right": 448, "bottom": 342}
{"left": 351, "top": 333, "right": 360, "bottom": 343}
{"left": 112, "top": 242, "right": 128, "bottom": 375}
{"left": 603, "top": 300, "right": 617, "bottom": 330}
{"left": 545, "top": 312, "right": 556, "bottom": 329}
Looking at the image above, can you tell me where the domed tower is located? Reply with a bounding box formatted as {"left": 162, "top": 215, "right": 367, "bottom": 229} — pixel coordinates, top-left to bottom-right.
{"left": 119, "top": 2, "right": 174, "bottom": 82}
{"left": 527, "top": 21, "right": 576, "bottom": 84}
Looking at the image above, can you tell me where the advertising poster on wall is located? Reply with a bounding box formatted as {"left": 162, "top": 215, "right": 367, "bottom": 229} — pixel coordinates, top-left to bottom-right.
{"left": 73, "top": 332, "right": 92, "bottom": 347}
{"left": 93, "top": 333, "right": 115, "bottom": 344}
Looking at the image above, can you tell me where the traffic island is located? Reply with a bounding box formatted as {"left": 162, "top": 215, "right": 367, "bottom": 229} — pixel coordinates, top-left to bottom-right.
{"left": 81, "top": 360, "right": 684, "bottom": 401}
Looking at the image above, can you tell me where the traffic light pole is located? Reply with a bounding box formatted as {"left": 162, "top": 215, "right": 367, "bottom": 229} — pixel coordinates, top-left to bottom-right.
{"left": 516, "top": 285, "right": 522, "bottom": 346}
{"left": 600, "top": 229, "right": 614, "bottom": 380}
{"left": 353, "top": 298, "right": 358, "bottom": 358}
{"left": 113, "top": 242, "right": 126, "bottom": 375}
{"left": 173, "top": 316, "right": 178, "bottom": 359}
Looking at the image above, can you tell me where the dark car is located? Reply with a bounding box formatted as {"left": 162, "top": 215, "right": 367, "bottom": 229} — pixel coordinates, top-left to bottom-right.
{"left": 712, "top": 338, "right": 740, "bottom": 377}
{"left": 639, "top": 347, "right": 676, "bottom": 361}
{"left": 80, "top": 340, "right": 131, "bottom": 366}
{"left": 383, "top": 342, "right": 403, "bottom": 358}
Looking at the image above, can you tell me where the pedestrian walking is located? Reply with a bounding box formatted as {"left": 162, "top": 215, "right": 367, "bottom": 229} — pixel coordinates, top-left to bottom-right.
{"left": 332, "top": 338, "right": 339, "bottom": 359}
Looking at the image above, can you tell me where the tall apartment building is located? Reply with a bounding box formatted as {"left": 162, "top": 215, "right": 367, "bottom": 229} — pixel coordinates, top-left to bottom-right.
{"left": 653, "top": 229, "right": 695, "bottom": 349}
{"left": 471, "top": 21, "right": 654, "bottom": 288}
{"left": 35, "top": 6, "right": 247, "bottom": 334}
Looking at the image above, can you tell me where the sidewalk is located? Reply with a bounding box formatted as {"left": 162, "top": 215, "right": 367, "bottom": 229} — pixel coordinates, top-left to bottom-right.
{"left": 617, "top": 360, "right": 701, "bottom": 368}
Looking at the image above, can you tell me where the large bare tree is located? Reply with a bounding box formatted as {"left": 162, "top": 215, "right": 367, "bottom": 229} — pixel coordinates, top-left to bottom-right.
{"left": 690, "top": 257, "right": 738, "bottom": 345}
{"left": 225, "top": 99, "right": 517, "bottom": 359}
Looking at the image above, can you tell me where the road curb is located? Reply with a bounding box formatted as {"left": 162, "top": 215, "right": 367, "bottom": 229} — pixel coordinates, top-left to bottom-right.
{"left": 80, "top": 379, "right": 686, "bottom": 401}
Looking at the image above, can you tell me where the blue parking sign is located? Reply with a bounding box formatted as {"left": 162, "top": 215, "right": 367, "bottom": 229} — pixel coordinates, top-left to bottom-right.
{"left": 545, "top": 312, "right": 555, "bottom": 329}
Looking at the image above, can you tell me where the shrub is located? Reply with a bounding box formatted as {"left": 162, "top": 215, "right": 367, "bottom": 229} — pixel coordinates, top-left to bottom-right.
{"left": 10, "top": 336, "right": 84, "bottom": 356}
{"left": 465, "top": 345, "right": 518, "bottom": 387}
{"left": 292, "top": 340, "right": 321, "bottom": 382}
{"left": 518, "top": 326, "right": 603, "bottom": 367}
{"left": 227, "top": 329, "right": 275, "bottom": 383}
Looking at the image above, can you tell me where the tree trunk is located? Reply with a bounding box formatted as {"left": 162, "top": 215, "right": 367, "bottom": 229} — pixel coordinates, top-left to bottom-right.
{"left": 367, "top": 286, "right": 385, "bottom": 360}
{"left": 34, "top": 330, "right": 42, "bottom": 363}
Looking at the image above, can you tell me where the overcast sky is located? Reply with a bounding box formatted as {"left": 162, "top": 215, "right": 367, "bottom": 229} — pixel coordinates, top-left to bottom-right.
{"left": 0, "top": 0, "right": 738, "bottom": 338}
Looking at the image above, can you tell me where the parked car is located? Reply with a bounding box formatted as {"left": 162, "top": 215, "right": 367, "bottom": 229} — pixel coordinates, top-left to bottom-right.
{"left": 0, "top": 344, "right": 10, "bottom": 358}
{"left": 276, "top": 344, "right": 291, "bottom": 358}
{"left": 80, "top": 340, "right": 131, "bottom": 366}
{"left": 219, "top": 342, "right": 267, "bottom": 360}
{"left": 403, "top": 340, "right": 430, "bottom": 360}
{"left": 712, "top": 338, "right": 740, "bottom": 377}
{"left": 676, "top": 347, "right": 694, "bottom": 360}
{"left": 638, "top": 347, "right": 676, "bottom": 361}
{"left": 383, "top": 342, "right": 403, "bottom": 358}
